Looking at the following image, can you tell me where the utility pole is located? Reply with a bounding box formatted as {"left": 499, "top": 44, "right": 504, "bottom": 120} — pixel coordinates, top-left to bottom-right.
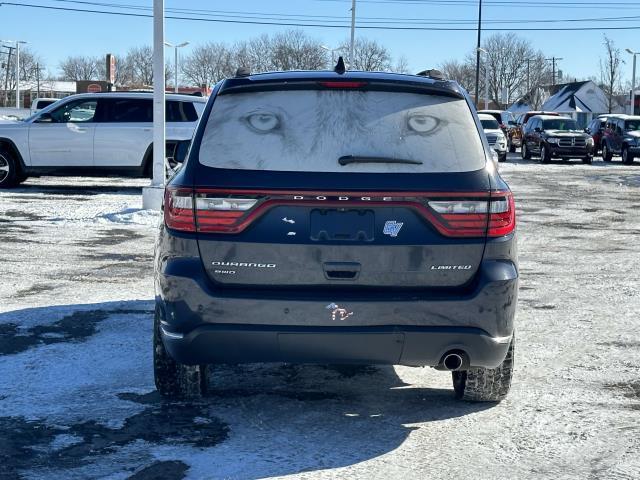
{"left": 1, "top": 45, "right": 14, "bottom": 106}
{"left": 349, "top": 0, "right": 356, "bottom": 68}
{"left": 474, "top": 0, "right": 483, "bottom": 108}
{"left": 545, "top": 57, "right": 563, "bottom": 86}
{"left": 35, "top": 63, "right": 41, "bottom": 99}
{"left": 626, "top": 49, "right": 638, "bottom": 115}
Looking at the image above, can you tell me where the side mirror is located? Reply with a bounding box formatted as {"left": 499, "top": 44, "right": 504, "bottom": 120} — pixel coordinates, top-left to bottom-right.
{"left": 35, "top": 112, "right": 53, "bottom": 123}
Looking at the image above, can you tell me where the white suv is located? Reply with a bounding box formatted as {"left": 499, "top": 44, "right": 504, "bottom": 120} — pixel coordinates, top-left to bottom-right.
{"left": 0, "top": 92, "right": 206, "bottom": 188}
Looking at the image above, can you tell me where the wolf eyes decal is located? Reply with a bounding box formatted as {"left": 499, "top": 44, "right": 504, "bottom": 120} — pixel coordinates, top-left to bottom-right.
{"left": 406, "top": 113, "right": 440, "bottom": 135}
{"left": 244, "top": 111, "right": 281, "bottom": 134}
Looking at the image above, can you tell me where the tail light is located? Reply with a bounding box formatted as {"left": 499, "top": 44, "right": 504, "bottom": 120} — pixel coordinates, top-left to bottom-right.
{"left": 164, "top": 188, "right": 195, "bottom": 232}
{"left": 164, "top": 187, "right": 515, "bottom": 238}
{"left": 427, "top": 191, "right": 515, "bottom": 237}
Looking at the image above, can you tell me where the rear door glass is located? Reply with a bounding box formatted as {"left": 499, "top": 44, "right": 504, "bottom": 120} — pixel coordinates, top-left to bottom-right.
{"left": 167, "top": 101, "right": 199, "bottom": 122}
{"left": 199, "top": 90, "right": 485, "bottom": 173}
{"left": 106, "top": 98, "right": 153, "bottom": 122}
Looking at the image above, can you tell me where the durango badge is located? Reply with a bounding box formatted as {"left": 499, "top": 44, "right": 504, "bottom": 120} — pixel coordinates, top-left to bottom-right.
{"left": 383, "top": 220, "right": 403, "bottom": 237}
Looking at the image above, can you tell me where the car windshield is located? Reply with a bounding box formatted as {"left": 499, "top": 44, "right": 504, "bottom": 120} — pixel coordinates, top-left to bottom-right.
{"left": 624, "top": 120, "right": 640, "bottom": 131}
{"left": 480, "top": 118, "right": 500, "bottom": 130}
{"left": 543, "top": 118, "right": 577, "bottom": 131}
{"left": 199, "top": 89, "right": 486, "bottom": 173}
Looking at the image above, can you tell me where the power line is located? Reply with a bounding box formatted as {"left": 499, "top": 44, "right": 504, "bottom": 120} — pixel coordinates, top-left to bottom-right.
{"left": 46, "top": 0, "right": 640, "bottom": 25}
{"left": 1, "top": 1, "right": 640, "bottom": 30}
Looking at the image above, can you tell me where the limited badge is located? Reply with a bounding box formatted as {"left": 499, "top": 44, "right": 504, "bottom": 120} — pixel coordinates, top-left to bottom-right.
{"left": 383, "top": 220, "right": 403, "bottom": 237}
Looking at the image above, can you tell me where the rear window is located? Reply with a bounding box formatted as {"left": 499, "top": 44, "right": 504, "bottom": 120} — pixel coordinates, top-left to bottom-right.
{"left": 199, "top": 90, "right": 485, "bottom": 173}
{"left": 480, "top": 118, "right": 500, "bottom": 130}
{"left": 106, "top": 99, "right": 153, "bottom": 122}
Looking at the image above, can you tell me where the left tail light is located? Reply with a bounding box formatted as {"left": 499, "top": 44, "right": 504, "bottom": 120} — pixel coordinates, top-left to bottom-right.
{"left": 164, "top": 188, "right": 196, "bottom": 232}
{"left": 164, "top": 187, "right": 260, "bottom": 233}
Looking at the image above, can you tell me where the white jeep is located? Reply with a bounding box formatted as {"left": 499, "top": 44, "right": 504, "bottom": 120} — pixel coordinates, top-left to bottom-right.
{"left": 0, "top": 92, "right": 206, "bottom": 188}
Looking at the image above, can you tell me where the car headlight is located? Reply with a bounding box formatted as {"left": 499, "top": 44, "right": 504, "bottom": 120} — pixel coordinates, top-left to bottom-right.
{"left": 586, "top": 137, "right": 594, "bottom": 146}
{"left": 546, "top": 137, "right": 560, "bottom": 145}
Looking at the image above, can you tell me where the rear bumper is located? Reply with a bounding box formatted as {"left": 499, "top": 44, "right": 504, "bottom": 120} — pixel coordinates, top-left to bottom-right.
{"left": 160, "top": 324, "right": 512, "bottom": 368}
{"left": 155, "top": 247, "right": 518, "bottom": 367}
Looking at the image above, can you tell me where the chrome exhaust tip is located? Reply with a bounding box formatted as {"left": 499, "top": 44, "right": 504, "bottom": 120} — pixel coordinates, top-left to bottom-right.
{"left": 442, "top": 352, "right": 464, "bottom": 371}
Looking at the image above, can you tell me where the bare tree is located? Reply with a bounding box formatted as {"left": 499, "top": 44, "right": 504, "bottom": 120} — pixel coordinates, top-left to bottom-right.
{"left": 181, "top": 42, "right": 234, "bottom": 88}
{"left": 342, "top": 38, "right": 391, "bottom": 71}
{"left": 439, "top": 60, "right": 476, "bottom": 93}
{"left": 600, "top": 35, "right": 624, "bottom": 113}
{"left": 393, "top": 56, "right": 410, "bottom": 74}
{"left": 270, "top": 30, "right": 327, "bottom": 71}
{"left": 1, "top": 46, "right": 44, "bottom": 105}
{"left": 59, "top": 55, "right": 100, "bottom": 81}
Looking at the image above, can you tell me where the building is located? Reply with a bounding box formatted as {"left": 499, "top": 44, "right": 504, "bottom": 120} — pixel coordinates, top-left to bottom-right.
{"left": 509, "top": 81, "right": 625, "bottom": 127}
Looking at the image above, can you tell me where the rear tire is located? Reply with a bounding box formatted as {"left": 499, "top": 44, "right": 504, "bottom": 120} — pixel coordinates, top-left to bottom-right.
{"left": 498, "top": 152, "right": 507, "bottom": 163}
{"left": 0, "top": 151, "right": 19, "bottom": 189}
{"left": 521, "top": 143, "right": 531, "bottom": 160}
{"left": 153, "top": 307, "right": 208, "bottom": 398}
{"left": 602, "top": 143, "right": 612, "bottom": 162}
{"left": 452, "top": 336, "right": 514, "bottom": 402}
{"left": 622, "top": 146, "right": 634, "bottom": 164}
{"left": 582, "top": 155, "right": 593, "bottom": 164}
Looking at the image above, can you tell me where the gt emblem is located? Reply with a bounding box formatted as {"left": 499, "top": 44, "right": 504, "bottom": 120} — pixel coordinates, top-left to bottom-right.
{"left": 325, "top": 303, "right": 354, "bottom": 321}
{"left": 383, "top": 220, "right": 403, "bottom": 237}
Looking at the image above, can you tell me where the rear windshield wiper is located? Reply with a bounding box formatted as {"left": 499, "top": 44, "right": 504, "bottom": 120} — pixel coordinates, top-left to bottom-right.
{"left": 338, "top": 155, "right": 423, "bottom": 166}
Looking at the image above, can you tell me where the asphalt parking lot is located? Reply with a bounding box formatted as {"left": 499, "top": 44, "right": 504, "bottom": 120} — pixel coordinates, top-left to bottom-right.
{"left": 1, "top": 154, "right": 639, "bottom": 480}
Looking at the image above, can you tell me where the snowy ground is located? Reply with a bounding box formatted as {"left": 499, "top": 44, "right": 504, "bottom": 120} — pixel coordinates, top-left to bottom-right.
{"left": 1, "top": 156, "right": 639, "bottom": 480}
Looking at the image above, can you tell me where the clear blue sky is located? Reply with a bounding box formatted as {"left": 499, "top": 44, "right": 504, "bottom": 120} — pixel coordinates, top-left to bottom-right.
{"left": 1, "top": 0, "right": 639, "bottom": 84}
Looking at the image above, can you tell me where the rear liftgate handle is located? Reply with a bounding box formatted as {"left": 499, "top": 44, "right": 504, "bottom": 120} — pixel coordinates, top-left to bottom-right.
{"left": 323, "top": 262, "right": 361, "bottom": 280}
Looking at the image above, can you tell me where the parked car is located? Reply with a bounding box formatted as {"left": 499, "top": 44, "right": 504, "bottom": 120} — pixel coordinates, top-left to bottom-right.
{"left": 601, "top": 114, "right": 640, "bottom": 164}
{"left": 521, "top": 114, "right": 594, "bottom": 163}
{"left": 477, "top": 109, "right": 517, "bottom": 152}
{"left": 479, "top": 113, "right": 508, "bottom": 162}
{"left": 512, "top": 110, "right": 560, "bottom": 153}
{"left": 30, "top": 97, "right": 59, "bottom": 114}
{"left": 585, "top": 115, "right": 608, "bottom": 154}
{"left": 154, "top": 67, "right": 518, "bottom": 402}
{"left": 0, "top": 92, "right": 206, "bottom": 188}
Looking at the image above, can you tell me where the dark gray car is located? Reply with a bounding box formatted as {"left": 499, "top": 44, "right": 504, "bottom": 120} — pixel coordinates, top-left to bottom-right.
{"left": 154, "top": 68, "right": 518, "bottom": 402}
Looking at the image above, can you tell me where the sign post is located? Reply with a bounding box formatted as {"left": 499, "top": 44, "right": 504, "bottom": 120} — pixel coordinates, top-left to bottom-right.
{"left": 142, "top": 0, "right": 166, "bottom": 210}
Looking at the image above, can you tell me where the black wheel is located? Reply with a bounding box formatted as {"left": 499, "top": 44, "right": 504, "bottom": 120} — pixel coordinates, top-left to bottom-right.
{"left": 582, "top": 155, "right": 593, "bottom": 164}
{"left": 521, "top": 142, "right": 531, "bottom": 160}
{"left": 622, "top": 147, "right": 635, "bottom": 164}
{"left": 498, "top": 152, "right": 507, "bottom": 162}
{"left": 153, "top": 306, "right": 208, "bottom": 398}
{"left": 540, "top": 144, "right": 550, "bottom": 163}
{"left": 602, "top": 143, "right": 612, "bottom": 162}
{"left": 0, "top": 150, "right": 19, "bottom": 189}
{"left": 452, "top": 335, "right": 514, "bottom": 402}
{"left": 508, "top": 137, "right": 516, "bottom": 153}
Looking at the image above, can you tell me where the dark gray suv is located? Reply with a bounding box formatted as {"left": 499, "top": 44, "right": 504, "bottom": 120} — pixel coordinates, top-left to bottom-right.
{"left": 154, "top": 67, "right": 518, "bottom": 402}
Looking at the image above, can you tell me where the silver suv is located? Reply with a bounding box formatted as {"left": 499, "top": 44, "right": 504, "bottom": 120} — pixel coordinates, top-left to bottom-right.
{"left": 0, "top": 92, "right": 206, "bottom": 188}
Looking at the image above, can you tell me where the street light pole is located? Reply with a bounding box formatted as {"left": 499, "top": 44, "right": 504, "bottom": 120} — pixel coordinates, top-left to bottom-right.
{"left": 164, "top": 41, "right": 189, "bottom": 93}
{"left": 2, "top": 40, "right": 28, "bottom": 109}
{"left": 626, "top": 48, "right": 638, "bottom": 115}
